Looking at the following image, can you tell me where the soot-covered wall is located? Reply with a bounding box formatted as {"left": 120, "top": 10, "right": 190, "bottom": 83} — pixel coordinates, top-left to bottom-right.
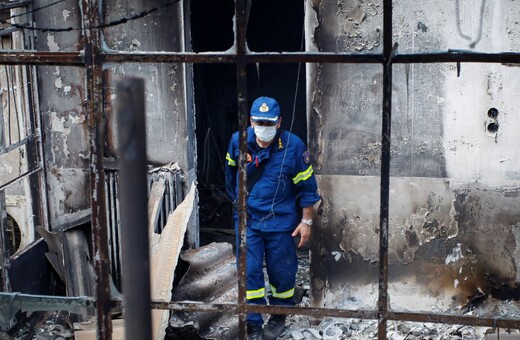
{"left": 307, "top": 0, "right": 520, "bottom": 312}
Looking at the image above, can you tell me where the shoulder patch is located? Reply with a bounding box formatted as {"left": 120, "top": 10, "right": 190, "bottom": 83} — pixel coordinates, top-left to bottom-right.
{"left": 302, "top": 150, "right": 311, "bottom": 165}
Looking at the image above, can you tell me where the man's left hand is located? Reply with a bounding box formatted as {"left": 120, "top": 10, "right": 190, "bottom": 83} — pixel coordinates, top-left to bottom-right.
{"left": 292, "top": 222, "right": 311, "bottom": 248}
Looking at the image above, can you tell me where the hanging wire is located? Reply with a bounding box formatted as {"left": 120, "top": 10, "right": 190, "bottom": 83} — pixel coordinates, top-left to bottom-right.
{"left": 203, "top": 127, "right": 211, "bottom": 184}
{"left": 259, "top": 25, "right": 306, "bottom": 223}
{"left": 0, "top": 0, "right": 181, "bottom": 33}
{"left": 455, "top": 0, "right": 486, "bottom": 48}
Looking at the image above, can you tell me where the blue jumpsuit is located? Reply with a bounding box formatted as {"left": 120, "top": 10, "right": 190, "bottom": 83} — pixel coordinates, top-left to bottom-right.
{"left": 225, "top": 126, "right": 320, "bottom": 325}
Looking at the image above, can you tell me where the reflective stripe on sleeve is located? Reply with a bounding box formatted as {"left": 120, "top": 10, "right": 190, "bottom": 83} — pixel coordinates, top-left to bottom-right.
{"left": 226, "top": 152, "right": 236, "bottom": 166}
{"left": 270, "top": 284, "right": 295, "bottom": 299}
{"left": 246, "top": 287, "right": 265, "bottom": 300}
{"left": 292, "top": 165, "right": 313, "bottom": 184}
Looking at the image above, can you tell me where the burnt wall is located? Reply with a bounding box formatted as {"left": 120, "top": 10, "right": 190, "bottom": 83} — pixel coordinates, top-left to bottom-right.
{"left": 34, "top": 0, "right": 89, "bottom": 225}
{"left": 102, "top": 1, "right": 189, "bottom": 169}
{"left": 34, "top": 0, "right": 192, "bottom": 231}
{"left": 307, "top": 0, "right": 520, "bottom": 312}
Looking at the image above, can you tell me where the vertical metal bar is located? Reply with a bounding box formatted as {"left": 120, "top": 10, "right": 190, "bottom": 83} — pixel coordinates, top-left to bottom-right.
{"left": 28, "top": 63, "right": 50, "bottom": 231}
{"left": 0, "top": 63, "right": 4, "bottom": 149}
{"left": 23, "top": 60, "right": 46, "bottom": 234}
{"left": 114, "top": 172, "right": 122, "bottom": 288}
{"left": 0, "top": 190, "right": 10, "bottom": 292}
{"left": 106, "top": 173, "right": 115, "bottom": 285}
{"left": 378, "top": 0, "right": 393, "bottom": 339}
{"left": 83, "top": 0, "right": 112, "bottom": 338}
{"left": 235, "top": 0, "right": 250, "bottom": 339}
{"left": 115, "top": 77, "right": 152, "bottom": 340}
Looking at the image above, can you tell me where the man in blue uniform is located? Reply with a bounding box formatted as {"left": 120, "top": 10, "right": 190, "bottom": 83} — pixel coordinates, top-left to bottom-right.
{"left": 225, "top": 96, "right": 321, "bottom": 340}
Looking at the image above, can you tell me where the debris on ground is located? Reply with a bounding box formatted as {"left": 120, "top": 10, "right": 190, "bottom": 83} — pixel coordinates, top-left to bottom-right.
{"left": 3, "top": 250, "right": 520, "bottom": 339}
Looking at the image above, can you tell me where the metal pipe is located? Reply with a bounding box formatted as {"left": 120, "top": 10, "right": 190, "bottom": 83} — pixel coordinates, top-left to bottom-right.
{"left": 102, "top": 51, "right": 520, "bottom": 64}
{"left": 0, "top": 51, "right": 84, "bottom": 65}
{"left": 83, "top": 0, "right": 112, "bottom": 338}
{"left": 151, "top": 300, "right": 520, "bottom": 329}
{"left": 235, "top": 1, "right": 250, "bottom": 339}
{"left": 377, "top": 0, "right": 393, "bottom": 338}
{"left": 0, "top": 134, "right": 38, "bottom": 155}
{"left": 0, "top": 50, "right": 519, "bottom": 66}
{"left": 115, "top": 77, "right": 152, "bottom": 340}
{"left": 0, "top": 164, "right": 43, "bottom": 191}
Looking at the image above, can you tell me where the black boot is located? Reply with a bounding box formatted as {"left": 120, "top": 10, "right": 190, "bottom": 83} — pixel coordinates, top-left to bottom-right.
{"left": 247, "top": 323, "right": 264, "bottom": 340}
{"left": 263, "top": 314, "right": 286, "bottom": 340}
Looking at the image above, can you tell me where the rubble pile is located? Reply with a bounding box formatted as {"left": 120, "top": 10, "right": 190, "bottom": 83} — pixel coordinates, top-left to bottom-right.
{"left": 276, "top": 254, "right": 520, "bottom": 340}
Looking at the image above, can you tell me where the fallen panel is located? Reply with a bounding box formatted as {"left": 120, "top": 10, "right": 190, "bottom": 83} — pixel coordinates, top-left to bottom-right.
{"left": 8, "top": 238, "right": 53, "bottom": 295}
{"left": 167, "top": 242, "right": 238, "bottom": 340}
{"left": 150, "top": 184, "right": 195, "bottom": 340}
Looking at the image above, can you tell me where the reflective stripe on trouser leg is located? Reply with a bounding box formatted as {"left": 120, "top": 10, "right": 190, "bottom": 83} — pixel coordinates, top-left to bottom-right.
{"left": 265, "top": 230, "right": 298, "bottom": 306}
{"left": 270, "top": 284, "right": 295, "bottom": 298}
{"left": 239, "top": 227, "right": 267, "bottom": 325}
{"left": 246, "top": 287, "right": 265, "bottom": 300}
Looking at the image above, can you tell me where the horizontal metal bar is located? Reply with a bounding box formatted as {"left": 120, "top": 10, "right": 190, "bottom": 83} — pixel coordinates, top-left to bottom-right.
{"left": 151, "top": 301, "right": 520, "bottom": 329}
{"left": 388, "top": 311, "right": 520, "bottom": 329}
{"left": 0, "top": 51, "right": 84, "bottom": 65}
{"left": 0, "top": 134, "right": 38, "bottom": 155}
{"left": 0, "top": 50, "right": 517, "bottom": 65}
{"left": 103, "top": 50, "right": 520, "bottom": 64}
{"left": 0, "top": 1, "right": 31, "bottom": 10}
{"left": 0, "top": 27, "right": 21, "bottom": 36}
{"left": 0, "top": 164, "right": 42, "bottom": 190}
{"left": 151, "top": 301, "right": 378, "bottom": 319}
{"left": 103, "top": 51, "right": 384, "bottom": 64}
{"left": 0, "top": 292, "right": 94, "bottom": 330}
{"left": 395, "top": 51, "right": 520, "bottom": 64}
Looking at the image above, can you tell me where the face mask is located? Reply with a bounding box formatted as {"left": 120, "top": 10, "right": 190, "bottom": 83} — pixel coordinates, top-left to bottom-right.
{"left": 253, "top": 125, "right": 277, "bottom": 142}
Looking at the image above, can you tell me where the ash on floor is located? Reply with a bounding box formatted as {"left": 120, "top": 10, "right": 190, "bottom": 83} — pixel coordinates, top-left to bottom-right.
{"left": 274, "top": 253, "right": 520, "bottom": 340}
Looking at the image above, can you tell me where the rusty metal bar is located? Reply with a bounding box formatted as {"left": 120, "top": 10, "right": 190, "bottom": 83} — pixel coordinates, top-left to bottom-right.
{"left": 235, "top": 0, "right": 250, "bottom": 339}
{"left": 83, "top": 0, "right": 112, "bottom": 338}
{"left": 377, "top": 0, "right": 393, "bottom": 339}
{"left": 0, "top": 50, "right": 518, "bottom": 66}
{"left": 394, "top": 51, "right": 520, "bottom": 63}
{"left": 0, "top": 133, "right": 38, "bottom": 155}
{"left": 0, "top": 52, "right": 84, "bottom": 65}
{"left": 103, "top": 51, "right": 383, "bottom": 64}
{"left": 115, "top": 77, "right": 152, "bottom": 340}
{"left": 102, "top": 51, "right": 520, "bottom": 64}
{"left": 151, "top": 301, "right": 520, "bottom": 329}
{"left": 0, "top": 164, "right": 43, "bottom": 191}
{"left": 0, "top": 293, "right": 94, "bottom": 331}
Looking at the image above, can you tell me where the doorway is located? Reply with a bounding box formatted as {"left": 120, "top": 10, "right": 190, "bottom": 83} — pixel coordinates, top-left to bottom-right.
{"left": 190, "top": 0, "right": 306, "bottom": 239}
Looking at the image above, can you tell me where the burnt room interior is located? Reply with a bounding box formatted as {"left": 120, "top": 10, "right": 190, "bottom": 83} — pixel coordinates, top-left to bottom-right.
{"left": 191, "top": 0, "right": 307, "bottom": 243}
{"left": 1, "top": 0, "right": 520, "bottom": 339}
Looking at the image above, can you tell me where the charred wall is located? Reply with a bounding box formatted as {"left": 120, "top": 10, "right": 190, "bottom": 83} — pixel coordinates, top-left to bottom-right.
{"left": 33, "top": 0, "right": 193, "bottom": 229}
{"left": 307, "top": 0, "right": 520, "bottom": 312}
{"left": 34, "top": 0, "right": 89, "bottom": 226}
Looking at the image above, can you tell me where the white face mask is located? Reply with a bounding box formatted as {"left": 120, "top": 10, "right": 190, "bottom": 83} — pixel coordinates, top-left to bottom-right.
{"left": 253, "top": 125, "right": 277, "bottom": 143}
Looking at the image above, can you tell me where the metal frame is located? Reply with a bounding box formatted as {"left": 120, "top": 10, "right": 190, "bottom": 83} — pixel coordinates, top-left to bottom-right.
{"left": 0, "top": 0, "right": 519, "bottom": 339}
